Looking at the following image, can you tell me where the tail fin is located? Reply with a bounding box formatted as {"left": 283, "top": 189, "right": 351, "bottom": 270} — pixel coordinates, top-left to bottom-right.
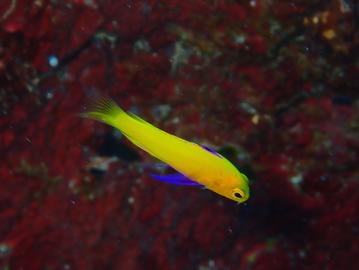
{"left": 81, "top": 97, "right": 125, "bottom": 127}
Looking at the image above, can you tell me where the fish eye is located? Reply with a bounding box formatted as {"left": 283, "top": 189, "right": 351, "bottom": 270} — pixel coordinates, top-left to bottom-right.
{"left": 232, "top": 188, "right": 245, "bottom": 200}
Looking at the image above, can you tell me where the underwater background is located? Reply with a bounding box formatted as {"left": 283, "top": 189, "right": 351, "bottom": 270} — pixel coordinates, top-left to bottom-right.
{"left": 1, "top": 0, "right": 359, "bottom": 269}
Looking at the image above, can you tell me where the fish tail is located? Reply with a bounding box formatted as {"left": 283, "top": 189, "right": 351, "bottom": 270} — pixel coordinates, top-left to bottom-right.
{"left": 81, "top": 97, "right": 126, "bottom": 128}
{"left": 82, "top": 97, "right": 174, "bottom": 160}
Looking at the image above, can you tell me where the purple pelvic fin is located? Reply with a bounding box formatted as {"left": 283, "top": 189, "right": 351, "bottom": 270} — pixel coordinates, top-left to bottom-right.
{"left": 149, "top": 172, "right": 202, "bottom": 186}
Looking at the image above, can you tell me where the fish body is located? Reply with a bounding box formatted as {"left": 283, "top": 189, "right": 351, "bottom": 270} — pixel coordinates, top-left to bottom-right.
{"left": 83, "top": 98, "right": 249, "bottom": 203}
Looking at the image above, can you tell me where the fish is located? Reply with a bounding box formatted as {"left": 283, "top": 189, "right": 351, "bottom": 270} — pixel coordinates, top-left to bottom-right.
{"left": 82, "top": 98, "right": 250, "bottom": 203}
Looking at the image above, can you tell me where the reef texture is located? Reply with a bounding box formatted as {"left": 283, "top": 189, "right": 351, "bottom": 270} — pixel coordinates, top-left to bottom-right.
{"left": 1, "top": 0, "right": 359, "bottom": 269}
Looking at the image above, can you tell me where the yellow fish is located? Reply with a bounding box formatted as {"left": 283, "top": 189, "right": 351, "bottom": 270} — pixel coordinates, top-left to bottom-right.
{"left": 83, "top": 98, "right": 250, "bottom": 203}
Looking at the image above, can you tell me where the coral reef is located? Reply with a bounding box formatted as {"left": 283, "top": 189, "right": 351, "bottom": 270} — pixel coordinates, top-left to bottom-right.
{"left": 1, "top": 0, "right": 358, "bottom": 269}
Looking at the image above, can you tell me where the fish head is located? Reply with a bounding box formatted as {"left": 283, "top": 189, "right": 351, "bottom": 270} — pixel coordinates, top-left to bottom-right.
{"left": 215, "top": 172, "right": 250, "bottom": 203}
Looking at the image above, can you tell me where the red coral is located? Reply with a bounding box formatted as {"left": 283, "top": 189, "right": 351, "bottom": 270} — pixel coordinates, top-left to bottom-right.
{"left": 1, "top": 0, "right": 359, "bottom": 269}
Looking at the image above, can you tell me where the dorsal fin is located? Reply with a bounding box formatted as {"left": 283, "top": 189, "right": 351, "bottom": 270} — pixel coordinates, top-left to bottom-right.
{"left": 199, "top": 144, "right": 223, "bottom": 158}
{"left": 128, "top": 112, "right": 148, "bottom": 123}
